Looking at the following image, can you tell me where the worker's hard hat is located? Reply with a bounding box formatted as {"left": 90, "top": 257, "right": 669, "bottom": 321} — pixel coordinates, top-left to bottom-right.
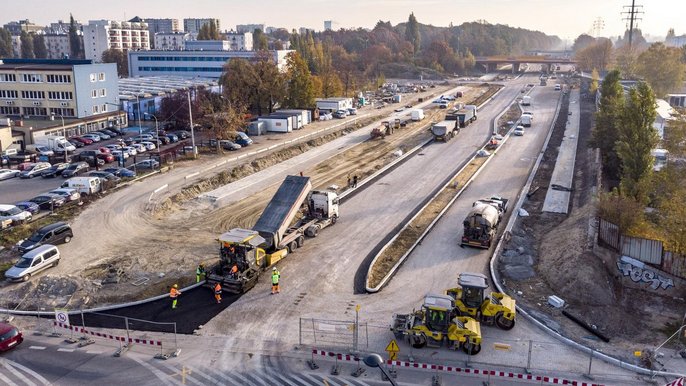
{"left": 272, "top": 267, "right": 277, "bottom": 271}
{"left": 173, "top": 284, "right": 178, "bottom": 288}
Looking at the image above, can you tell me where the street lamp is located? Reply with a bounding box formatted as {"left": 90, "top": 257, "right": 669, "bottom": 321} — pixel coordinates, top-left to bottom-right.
{"left": 134, "top": 92, "right": 144, "bottom": 136}
{"left": 187, "top": 88, "right": 197, "bottom": 158}
{"left": 363, "top": 354, "right": 398, "bottom": 386}
{"left": 144, "top": 113, "right": 161, "bottom": 162}
{"left": 52, "top": 113, "right": 68, "bottom": 163}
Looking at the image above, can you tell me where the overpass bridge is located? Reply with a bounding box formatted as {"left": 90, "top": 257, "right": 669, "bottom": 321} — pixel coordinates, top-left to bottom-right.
{"left": 475, "top": 55, "right": 577, "bottom": 73}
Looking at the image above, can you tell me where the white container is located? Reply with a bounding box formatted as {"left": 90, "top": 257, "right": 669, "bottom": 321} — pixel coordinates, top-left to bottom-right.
{"left": 548, "top": 295, "right": 565, "bottom": 308}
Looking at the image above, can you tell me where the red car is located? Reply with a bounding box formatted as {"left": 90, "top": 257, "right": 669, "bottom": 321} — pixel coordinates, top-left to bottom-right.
{"left": 98, "top": 147, "right": 111, "bottom": 154}
{"left": 72, "top": 137, "right": 93, "bottom": 145}
{"left": 0, "top": 322, "right": 23, "bottom": 351}
{"left": 97, "top": 153, "right": 115, "bottom": 163}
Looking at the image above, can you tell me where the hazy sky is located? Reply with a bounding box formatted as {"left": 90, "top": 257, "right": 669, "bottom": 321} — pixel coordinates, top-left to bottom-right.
{"left": 3, "top": 0, "right": 684, "bottom": 40}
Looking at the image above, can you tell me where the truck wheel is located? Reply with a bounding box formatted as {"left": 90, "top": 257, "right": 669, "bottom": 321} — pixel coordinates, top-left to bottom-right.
{"left": 297, "top": 236, "right": 305, "bottom": 247}
{"left": 288, "top": 241, "right": 298, "bottom": 253}
{"left": 411, "top": 334, "right": 427, "bottom": 349}
{"left": 462, "top": 341, "right": 481, "bottom": 355}
{"left": 495, "top": 313, "right": 515, "bottom": 330}
{"left": 331, "top": 215, "right": 338, "bottom": 225}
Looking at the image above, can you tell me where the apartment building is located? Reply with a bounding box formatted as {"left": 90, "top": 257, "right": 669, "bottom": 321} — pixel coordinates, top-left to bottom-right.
{"left": 82, "top": 19, "right": 150, "bottom": 62}
{"left": 44, "top": 34, "right": 72, "bottom": 59}
{"left": 236, "top": 24, "right": 266, "bottom": 34}
{"left": 3, "top": 19, "right": 44, "bottom": 35}
{"left": 183, "top": 18, "right": 221, "bottom": 34}
{"left": 0, "top": 59, "right": 119, "bottom": 119}
{"left": 223, "top": 31, "right": 253, "bottom": 51}
{"left": 154, "top": 32, "right": 191, "bottom": 50}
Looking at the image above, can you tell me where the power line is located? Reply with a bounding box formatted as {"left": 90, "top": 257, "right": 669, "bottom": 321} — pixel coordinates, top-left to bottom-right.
{"left": 621, "top": 0, "right": 644, "bottom": 49}
{"left": 590, "top": 17, "right": 605, "bottom": 38}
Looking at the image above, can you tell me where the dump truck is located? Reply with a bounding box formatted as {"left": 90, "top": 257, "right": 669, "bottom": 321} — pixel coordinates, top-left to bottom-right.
{"left": 455, "top": 105, "right": 478, "bottom": 128}
{"left": 206, "top": 175, "right": 340, "bottom": 293}
{"left": 391, "top": 294, "right": 482, "bottom": 354}
{"left": 522, "top": 96, "right": 532, "bottom": 106}
{"left": 370, "top": 121, "right": 394, "bottom": 139}
{"left": 447, "top": 272, "right": 516, "bottom": 330}
{"left": 431, "top": 120, "right": 459, "bottom": 142}
{"left": 460, "top": 196, "right": 508, "bottom": 249}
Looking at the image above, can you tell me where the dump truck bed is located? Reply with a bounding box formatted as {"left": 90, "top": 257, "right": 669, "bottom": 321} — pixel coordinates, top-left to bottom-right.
{"left": 253, "top": 175, "right": 312, "bottom": 249}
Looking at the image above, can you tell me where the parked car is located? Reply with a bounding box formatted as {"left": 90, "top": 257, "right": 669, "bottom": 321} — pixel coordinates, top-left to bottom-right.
{"left": 14, "top": 201, "right": 40, "bottom": 215}
{"left": 166, "top": 134, "right": 179, "bottom": 143}
{"left": 131, "top": 143, "right": 146, "bottom": 153}
{"left": 17, "top": 162, "right": 35, "bottom": 171}
{"left": 1, "top": 155, "right": 8, "bottom": 166}
{"left": 101, "top": 129, "right": 118, "bottom": 137}
{"left": 347, "top": 108, "right": 358, "bottom": 115}
{"left": 49, "top": 188, "right": 81, "bottom": 203}
{"left": 105, "top": 144, "right": 124, "bottom": 151}
{"left": 96, "top": 153, "right": 115, "bottom": 163}
{"left": 107, "top": 127, "right": 125, "bottom": 136}
{"left": 131, "top": 134, "right": 154, "bottom": 142}
{"left": 122, "top": 146, "right": 137, "bottom": 156}
{"left": 29, "top": 193, "right": 66, "bottom": 210}
{"left": 0, "top": 322, "right": 23, "bottom": 352}
{"left": 333, "top": 110, "right": 347, "bottom": 119}
{"left": 173, "top": 130, "right": 190, "bottom": 139}
{"left": 26, "top": 145, "right": 54, "bottom": 157}
{"left": 110, "top": 150, "right": 129, "bottom": 160}
{"left": 0, "top": 169, "right": 20, "bottom": 180}
{"left": 98, "top": 147, "right": 111, "bottom": 154}
{"left": 514, "top": 125, "right": 525, "bottom": 136}
{"left": 0, "top": 204, "right": 32, "bottom": 224}
{"left": 61, "top": 162, "right": 90, "bottom": 178}
{"left": 152, "top": 135, "right": 170, "bottom": 145}
{"left": 92, "top": 131, "right": 111, "bottom": 140}
{"left": 17, "top": 222, "right": 73, "bottom": 253}
{"left": 235, "top": 132, "right": 253, "bottom": 147}
{"left": 68, "top": 139, "right": 84, "bottom": 148}
{"left": 5, "top": 244, "right": 61, "bottom": 282}
{"left": 41, "top": 163, "right": 69, "bottom": 178}
{"left": 81, "top": 133, "right": 101, "bottom": 142}
{"left": 129, "top": 159, "right": 159, "bottom": 170}
{"left": 71, "top": 136, "right": 93, "bottom": 145}
{"left": 140, "top": 141, "right": 156, "bottom": 151}
{"left": 104, "top": 167, "right": 136, "bottom": 178}
{"left": 19, "top": 162, "right": 51, "bottom": 179}
{"left": 88, "top": 171, "right": 121, "bottom": 184}
{"left": 220, "top": 140, "right": 241, "bottom": 151}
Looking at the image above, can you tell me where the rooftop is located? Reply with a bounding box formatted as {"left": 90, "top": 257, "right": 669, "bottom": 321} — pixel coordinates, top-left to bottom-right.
{"left": 0, "top": 58, "right": 94, "bottom": 71}
{"left": 118, "top": 76, "right": 217, "bottom": 101}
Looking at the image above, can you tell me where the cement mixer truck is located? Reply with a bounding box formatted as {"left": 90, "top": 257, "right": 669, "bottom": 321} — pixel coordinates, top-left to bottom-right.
{"left": 460, "top": 196, "right": 508, "bottom": 249}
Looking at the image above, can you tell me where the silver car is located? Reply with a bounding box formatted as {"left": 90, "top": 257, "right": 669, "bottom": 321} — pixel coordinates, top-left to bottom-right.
{"left": 5, "top": 244, "right": 61, "bottom": 282}
{"left": 49, "top": 188, "right": 81, "bottom": 203}
{"left": 0, "top": 169, "right": 20, "bottom": 180}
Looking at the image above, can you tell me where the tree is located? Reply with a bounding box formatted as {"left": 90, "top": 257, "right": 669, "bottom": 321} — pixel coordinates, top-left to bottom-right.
{"left": 572, "top": 34, "right": 595, "bottom": 52}
{"left": 404, "top": 12, "right": 421, "bottom": 56}
{"left": 575, "top": 38, "right": 613, "bottom": 71}
{"left": 253, "top": 29, "right": 268, "bottom": 50}
{"left": 616, "top": 82, "right": 658, "bottom": 202}
{"left": 636, "top": 42, "right": 685, "bottom": 98}
{"left": 591, "top": 70, "right": 624, "bottom": 181}
{"left": 662, "top": 112, "right": 686, "bottom": 158}
{"left": 0, "top": 28, "right": 13, "bottom": 58}
{"left": 20, "top": 31, "right": 34, "bottom": 59}
{"left": 590, "top": 68, "right": 599, "bottom": 94}
{"left": 159, "top": 90, "right": 201, "bottom": 129}
{"left": 283, "top": 52, "right": 315, "bottom": 108}
{"left": 68, "top": 14, "right": 82, "bottom": 59}
{"left": 33, "top": 34, "right": 47, "bottom": 58}
{"left": 195, "top": 90, "right": 247, "bottom": 145}
{"left": 197, "top": 20, "right": 220, "bottom": 40}
{"left": 614, "top": 45, "right": 638, "bottom": 79}
{"left": 220, "top": 59, "right": 258, "bottom": 110}
{"left": 598, "top": 190, "right": 646, "bottom": 234}
{"left": 253, "top": 54, "right": 286, "bottom": 114}
{"left": 219, "top": 55, "right": 285, "bottom": 115}
{"left": 101, "top": 49, "right": 128, "bottom": 77}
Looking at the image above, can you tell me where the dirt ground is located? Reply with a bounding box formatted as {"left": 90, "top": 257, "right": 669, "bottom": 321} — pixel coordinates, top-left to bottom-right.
{"left": 0, "top": 83, "right": 490, "bottom": 311}
{"left": 497, "top": 78, "right": 686, "bottom": 364}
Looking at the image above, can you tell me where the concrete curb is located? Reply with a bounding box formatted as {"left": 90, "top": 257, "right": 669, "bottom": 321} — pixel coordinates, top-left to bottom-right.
{"left": 487, "top": 90, "right": 686, "bottom": 379}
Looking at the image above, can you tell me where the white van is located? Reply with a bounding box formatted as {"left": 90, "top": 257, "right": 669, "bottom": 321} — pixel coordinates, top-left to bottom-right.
{"left": 61, "top": 176, "right": 102, "bottom": 195}
{"left": 25, "top": 144, "right": 54, "bottom": 157}
{"left": 4, "top": 244, "right": 60, "bottom": 282}
{"left": 521, "top": 114, "right": 533, "bottom": 127}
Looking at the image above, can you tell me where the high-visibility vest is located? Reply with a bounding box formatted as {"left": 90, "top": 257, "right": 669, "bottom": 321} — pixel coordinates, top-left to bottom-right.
{"left": 214, "top": 284, "right": 222, "bottom": 295}
{"left": 170, "top": 288, "right": 180, "bottom": 298}
{"left": 271, "top": 273, "right": 280, "bottom": 284}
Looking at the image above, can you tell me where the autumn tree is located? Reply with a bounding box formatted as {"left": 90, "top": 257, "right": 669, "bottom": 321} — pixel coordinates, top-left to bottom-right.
{"left": 253, "top": 54, "right": 286, "bottom": 113}
{"left": 616, "top": 82, "right": 658, "bottom": 202}
{"left": 614, "top": 45, "right": 638, "bottom": 79}
{"left": 101, "top": 49, "right": 128, "bottom": 77}
{"left": 591, "top": 70, "right": 624, "bottom": 181}
{"left": 590, "top": 68, "right": 599, "bottom": 94}
{"left": 220, "top": 58, "right": 257, "bottom": 110}
{"left": 636, "top": 42, "right": 685, "bottom": 98}
{"left": 0, "top": 28, "right": 13, "bottom": 58}
{"left": 197, "top": 20, "right": 220, "bottom": 40}
{"left": 575, "top": 38, "right": 613, "bottom": 71}
{"left": 20, "top": 31, "right": 34, "bottom": 59}
{"left": 659, "top": 189, "right": 686, "bottom": 254}
{"left": 159, "top": 90, "right": 201, "bottom": 129}
{"left": 598, "top": 190, "right": 646, "bottom": 234}
{"left": 283, "top": 52, "right": 315, "bottom": 108}
{"left": 253, "top": 29, "right": 268, "bottom": 50}
{"left": 572, "top": 34, "right": 595, "bottom": 52}
{"left": 219, "top": 55, "right": 285, "bottom": 115}
{"left": 195, "top": 90, "right": 247, "bottom": 147}
{"left": 33, "top": 34, "right": 47, "bottom": 58}
{"left": 68, "top": 14, "right": 83, "bottom": 59}
{"left": 405, "top": 12, "right": 421, "bottom": 56}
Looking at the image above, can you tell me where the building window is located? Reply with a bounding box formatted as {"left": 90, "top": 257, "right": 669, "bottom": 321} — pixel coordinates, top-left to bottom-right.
{"left": 91, "top": 89, "right": 98, "bottom": 98}
{"left": 23, "top": 107, "right": 48, "bottom": 116}
{"left": 90, "top": 73, "right": 96, "bottom": 82}
{"left": 21, "top": 73, "right": 42, "bottom": 83}
{"left": 98, "top": 72, "right": 106, "bottom": 81}
{"left": 21, "top": 90, "right": 45, "bottom": 99}
{"left": 102, "top": 104, "right": 107, "bottom": 112}
{"left": 0, "top": 106, "right": 20, "bottom": 115}
{"left": 0, "top": 73, "right": 17, "bottom": 82}
{"left": 49, "top": 107, "right": 75, "bottom": 117}
{"left": 99, "top": 88, "right": 106, "bottom": 97}
{"left": 48, "top": 91, "right": 73, "bottom": 100}
{"left": 92, "top": 105, "right": 99, "bottom": 113}
{"left": 46, "top": 74, "right": 72, "bottom": 83}
{"left": 0, "top": 90, "right": 18, "bottom": 99}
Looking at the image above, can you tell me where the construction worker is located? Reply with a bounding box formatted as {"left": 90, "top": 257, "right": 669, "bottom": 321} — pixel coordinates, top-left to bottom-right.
{"left": 352, "top": 175, "right": 358, "bottom": 188}
{"left": 271, "top": 267, "right": 280, "bottom": 294}
{"left": 195, "top": 263, "right": 206, "bottom": 283}
{"left": 214, "top": 282, "right": 222, "bottom": 304}
{"left": 170, "top": 284, "right": 181, "bottom": 309}
{"left": 230, "top": 264, "right": 239, "bottom": 279}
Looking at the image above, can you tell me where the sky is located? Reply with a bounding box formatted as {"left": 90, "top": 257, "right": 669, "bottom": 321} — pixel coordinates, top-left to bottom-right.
{"left": 3, "top": 0, "right": 685, "bottom": 41}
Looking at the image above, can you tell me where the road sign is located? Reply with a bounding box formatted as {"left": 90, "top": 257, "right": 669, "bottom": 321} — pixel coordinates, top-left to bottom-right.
{"left": 385, "top": 338, "right": 399, "bottom": 360}
{"left": 54, "top": 309, "right": 70, "bottom": 326}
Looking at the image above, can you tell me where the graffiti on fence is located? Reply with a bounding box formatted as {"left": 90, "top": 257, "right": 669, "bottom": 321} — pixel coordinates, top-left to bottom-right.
{"left": 617, "top": 259, "right": 674, "bottom": 290}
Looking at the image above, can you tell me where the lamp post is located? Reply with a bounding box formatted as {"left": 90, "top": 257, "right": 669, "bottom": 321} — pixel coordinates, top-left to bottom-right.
{"left": 363, "top": 354, "right": 397, "bottom": 386}
{"left": 135, "top": 93, "right": 143, "bottom": 136}
{"left": 144, "top": 113, "right": 161, "bottom": 162}
{"left": 187, "top": 88, "right": 197, "bottom": 158}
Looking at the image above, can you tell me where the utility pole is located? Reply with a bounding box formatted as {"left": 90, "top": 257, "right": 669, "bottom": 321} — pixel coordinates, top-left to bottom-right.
{"left": 622, "top": 0, "right": 644, "bottom": 49}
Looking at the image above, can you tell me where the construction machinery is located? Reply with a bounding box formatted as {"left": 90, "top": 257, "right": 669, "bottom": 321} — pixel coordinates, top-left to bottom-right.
{"left": 431, "top": 120, "right": 459, "bottom": 142}
{"left": 460, "top": 196, "right": 508, "bottom": 249}
{"left": 370, "top": 121, "right": 394, "bottom": 139}
{"left": 446, "top": 272, "right": 516, "bottom": 330}
{"left": 455, "top": 105, "right": 478, "bottom": 128}
{"left": 206, "top": 175, "right": 339, "bottom": 293}
{"left": 391, "top": 294, "right": 482, "bottom": 354}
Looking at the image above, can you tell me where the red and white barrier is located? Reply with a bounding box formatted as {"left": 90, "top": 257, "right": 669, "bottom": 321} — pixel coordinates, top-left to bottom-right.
{"left": 54, "top": 322, "right": 162, "bottom": 346}
{"left": 311, "top": 349, "right": 604, "bottom": 386}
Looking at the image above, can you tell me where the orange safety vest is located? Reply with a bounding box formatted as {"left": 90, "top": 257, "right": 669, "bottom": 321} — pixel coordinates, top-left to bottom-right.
{"left": 170, "top": 288, "right": 181, "bottom": 298}
{"left": 214, "top": 283, "right": 222, "bottom": 295}
{"left": 231, "top": 265, "right": 238, "bottom": 274}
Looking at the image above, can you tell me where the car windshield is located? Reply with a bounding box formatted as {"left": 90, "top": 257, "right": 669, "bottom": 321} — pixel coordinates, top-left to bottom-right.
{"left": 0, "top": 327, "right": 19, "bottom": 341}
{"left": 27, "top": 232, "right": 45, "bottom": 242}
{"left": 6, "top": 206, "right": 22, "bottom": 215}
{"left": 14, "top": 257, "right": 33, "bottom": 268}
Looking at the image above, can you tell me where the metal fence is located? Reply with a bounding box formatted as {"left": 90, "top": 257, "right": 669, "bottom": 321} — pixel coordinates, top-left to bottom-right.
{"left": 299, "top": 317, "right": 368, "bottom": 352}
{"left": 597, "top": 218, "right": 685, "bottom": 279}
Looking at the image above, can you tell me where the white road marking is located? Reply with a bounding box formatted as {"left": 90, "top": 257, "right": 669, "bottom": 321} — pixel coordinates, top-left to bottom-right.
{"left": 262, "top": 369, "right": 300, "bottom": 386}
{"left": 86, "top": 351, "right": 103, "bottom": 354}
{"left": 1, "top": 358, "right": 50, "bottom": 385}
{"left": 0, "top": 360, "right": 18, "bottom": 386}
{"left": 157, "top": 363, "right": 204, "bottom": 386}
{"left": 28, "top": 346, "right": 46, "bottom": 350}
{"left": 128, "top": 355, "right": 177, "bottom": 386}
{"left": 179, "top": 365, "right": 223, "bottom": 385}
{"left": 205, "top": 368, "right": 248, "bottom": 386}
{"left": 57, "top": 348, "right": 75, "bottom": 352}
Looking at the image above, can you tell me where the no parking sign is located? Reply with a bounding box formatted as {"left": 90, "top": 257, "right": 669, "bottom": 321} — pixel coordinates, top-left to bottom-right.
{"left": 54, "top": 309, "right": 70, "bottom": 326}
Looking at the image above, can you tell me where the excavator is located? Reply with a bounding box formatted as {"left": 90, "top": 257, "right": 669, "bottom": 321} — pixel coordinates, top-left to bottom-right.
{"left": 446, "top": 272, "right": 516, "bottom": 330}
{"left": 391, "top": 294, "right": 482, "bottom": 354}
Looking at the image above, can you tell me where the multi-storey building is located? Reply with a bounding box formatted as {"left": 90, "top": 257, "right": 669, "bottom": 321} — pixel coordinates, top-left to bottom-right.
{"left": 153, "top": 32, "right": 191, "bottom": 50}
{"left": 44, "top": 34, "right": 72, "bottom": 59}
{"left": 48, "top": 19, "right": 81, "bottom": 34}
{"left": 3, "top": 19, "right": 44, "bottom": 35}
{"left": 223, "top": 32, "right": 253, "bottom": 51}
{"left": 82, "top": 19, "right": 150, "bottom": 62}
{"left": 128, "top": 49, "right": 292, "bottom": 79}
{"left": 236, "top": 24, "right": 266, "bottom": 34}
{"left": 0, "top": 59, "right": 119, "bottom": 119}
{"left": 183, "top": 18, "right": 221, "bottom": 34}
{"left": 144, "top": 18, "right": 180, "bottom": 48}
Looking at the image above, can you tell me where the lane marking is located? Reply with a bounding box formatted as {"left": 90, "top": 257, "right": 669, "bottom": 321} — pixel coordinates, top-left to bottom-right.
{"left": 86, "top": 350, "right": 103, "bottom": 355}
{"left": 28, "top": 346, "right": 46, "bottom": 350}
{"left": 0, "top": 360, "right": 19, "bottom": 386}
{"left": 158, "top": 363, "right": 204, "bottom": 386}
{"left": 128, "top": 355, "right": 177, "bottom": 386}
{"left": 57, "top": 348, "right": 75, "bottom": 352}
{"left": 2, "top": 358, "right": 50, "bottom": 386}
{"left": 179, "top": 365, "right": 224, "bottom": 386}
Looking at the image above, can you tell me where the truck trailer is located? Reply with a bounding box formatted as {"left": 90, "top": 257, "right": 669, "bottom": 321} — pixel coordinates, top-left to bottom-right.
{"left": 455, "top": 105, "right": 478, "bottom": 128}
{"left": 206, "top": 175, "right": 340, "bottom": 293}
{"left": 460, "top": 196, "right": 508, "bottom": 249}
{"left": 431, "top": 120, "right": 459, "bottom": 141}
{"left": 33, "top": 135, "right": 76, "bottom": 153}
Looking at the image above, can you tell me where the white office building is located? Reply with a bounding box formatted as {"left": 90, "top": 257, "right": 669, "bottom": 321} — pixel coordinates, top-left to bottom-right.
{"left": 83, "top": 20, "right": 150, "bottom": 62}
{"left": 183, "top": 18, "right": 220, "bottom": 34}
{"left": 236, "top": 24, "right": 265, "bottom": 34}
{"left": 154, "top": 32, "right": 191, "bottom": 50}
{"left": 44, "top": 34, "right": 72, "bottom": 59}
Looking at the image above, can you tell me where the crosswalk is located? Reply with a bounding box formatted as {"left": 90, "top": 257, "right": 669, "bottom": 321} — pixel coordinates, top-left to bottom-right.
{"left": 0, "top": 358, "right": 51, "bottom": 386}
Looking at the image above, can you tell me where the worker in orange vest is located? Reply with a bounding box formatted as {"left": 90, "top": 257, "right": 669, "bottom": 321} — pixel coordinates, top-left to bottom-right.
{"left": 214, "top": 282, "right": 222, "bottom": 304}
{"left": 170, "top": 284, "right": 181, "bottom": 309}
{"left": 230, "top": 264, "right": 239, "bottom": 279}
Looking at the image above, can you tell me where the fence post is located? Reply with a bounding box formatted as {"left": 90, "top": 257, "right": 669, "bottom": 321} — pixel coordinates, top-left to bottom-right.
{"left": 34, "top": 308, "right": 43, "bottom": 336}
{"left": 312, "top": 319, "right": 317, "bottom": 345}
{"left": 299, "top": 318, "right": 302, "bottom": 346}
{"left": 526, "top": 340, "right": 533, "bottom": 374}
{"left": 584, "top": 349, "right": 595, "bottom": 380}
